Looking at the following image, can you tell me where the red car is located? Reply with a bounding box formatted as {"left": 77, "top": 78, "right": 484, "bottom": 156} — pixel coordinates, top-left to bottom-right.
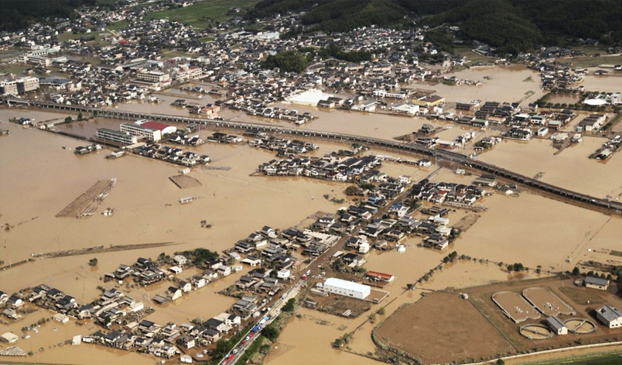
{"left": 249, "top": 333, "right": 254, "bottom": 338}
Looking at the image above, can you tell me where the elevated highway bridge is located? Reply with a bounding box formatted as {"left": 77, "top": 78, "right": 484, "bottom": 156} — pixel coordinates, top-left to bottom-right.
{"left": 4, "top": 97, "right": 621, "bottom": 214}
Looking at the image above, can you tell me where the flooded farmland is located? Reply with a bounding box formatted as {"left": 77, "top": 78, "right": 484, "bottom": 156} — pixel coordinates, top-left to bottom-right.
{"left": 478, "top": 137, "right": 622, "bottom": 197}
{"left": 0, "top": 64, "right": 621, "bottom": 365}
{"left": 411, "top": 66, "right": 545, "bottom": 105}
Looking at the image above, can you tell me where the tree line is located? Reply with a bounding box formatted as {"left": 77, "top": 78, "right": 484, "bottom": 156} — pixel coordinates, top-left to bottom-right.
{"left": 0, "top": 0, "right": 96, "bottom": 32}
{"left": 250, "top": 0, "right": 622, "bottom": 54}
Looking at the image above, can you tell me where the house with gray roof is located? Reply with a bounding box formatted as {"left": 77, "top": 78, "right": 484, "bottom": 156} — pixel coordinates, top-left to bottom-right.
{"left": 596, "top": 305, "right": 622, "bottom": 328}
{"left": 584, "top": 276, "right": 609, "bottom": 291}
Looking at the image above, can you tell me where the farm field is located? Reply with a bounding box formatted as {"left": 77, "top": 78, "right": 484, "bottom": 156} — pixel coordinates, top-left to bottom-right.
{"left": 375, "top": 291, "right": 514, "bottom": 364}
{"left": 144, "top": 0, "right": 261, "bottom": 28}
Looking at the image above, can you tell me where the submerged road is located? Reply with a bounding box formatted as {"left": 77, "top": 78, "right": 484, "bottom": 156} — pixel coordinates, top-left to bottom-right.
{"left": 3, "top": 98, "right": 622, "bottom": 214}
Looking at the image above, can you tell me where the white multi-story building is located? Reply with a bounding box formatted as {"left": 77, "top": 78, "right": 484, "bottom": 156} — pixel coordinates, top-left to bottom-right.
{"left": 137, "top": 71, "right": 170, "bottom": 83}
{"left": 0, "top": 81, "right": 18, "bottom": 96}
{"left": 120, "top": 123, "right": 162, "bottom": 141}
{"left": 17, "top": 77, "right": 39, "bottom": 93}
{"left": 96, "top": 128, "right": 138, "bottom": 145}
{"left": 173, "top": 66, "right": 203, "bottom": 82}
{"left": 322, "top": 278, "right": 370, "bottom": 300}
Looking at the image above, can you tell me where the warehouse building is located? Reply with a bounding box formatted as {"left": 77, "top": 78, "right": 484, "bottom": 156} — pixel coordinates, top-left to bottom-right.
{"left": 287, "top": 89, "right": 333, "bottom": 106}
{"left": 322, "top": 278, "right": 370, "bottom": 300}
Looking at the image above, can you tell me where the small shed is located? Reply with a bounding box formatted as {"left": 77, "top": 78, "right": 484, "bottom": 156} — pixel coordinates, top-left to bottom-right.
{"left": 546, "top": 316, "right": 568, "bottom": 335}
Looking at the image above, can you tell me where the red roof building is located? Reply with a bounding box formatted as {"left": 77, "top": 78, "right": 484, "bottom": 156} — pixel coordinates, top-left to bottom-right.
{"left": 366, "top": 271, "right": 395, "bottom": 282}
{"left": 137, "top": 121, "right": 177, "bottom": 135}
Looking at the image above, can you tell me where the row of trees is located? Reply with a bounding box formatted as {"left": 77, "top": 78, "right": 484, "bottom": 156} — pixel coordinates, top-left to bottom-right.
{"left": 506, "top": 262, "right": 525, "bottom": 272}
{"left": 573, "top": 266, "right": 622, "bottom": 284}
{"left": 318, "top": 44, "right": 372, "bottom": 63}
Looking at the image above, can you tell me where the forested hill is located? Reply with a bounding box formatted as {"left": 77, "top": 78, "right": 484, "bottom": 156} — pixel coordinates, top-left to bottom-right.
{"left": 0, "top": 0, "right": 96, "bottom": 32}
{"left": 247, "top": 0, "right": 622, "bottom": 53}
{"left": 248, "top": 0, "right": 408, "bottom": 33}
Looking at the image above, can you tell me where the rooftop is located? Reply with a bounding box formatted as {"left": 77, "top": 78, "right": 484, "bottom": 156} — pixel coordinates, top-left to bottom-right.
{"left": 598, "top": 305, "right": 622, "bottom": 322}
{"left": 585, "top": 276, "right": 609, "bottom": 286}
{"left": 324, "top": 277, "right": 370, "bottom": 292}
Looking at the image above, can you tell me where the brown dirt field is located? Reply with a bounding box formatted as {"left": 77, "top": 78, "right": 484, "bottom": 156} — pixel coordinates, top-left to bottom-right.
{"left": 523, "top": 287, "right": 575, "bottom": 316}
{"left": 493, "top": 291, "right": 540, "bottom": 323}
{"left": 169, "top": 174, "right": 202, "bottom": 189}
{"left": 56, "top": 179, "right": 115, "bottom": 217}
{"left": 452, "top": 213, "right": 481, "bottom": 232}
{"left": 558, "top": 286, "right": 607, "bottom": 306}
{"left": 375, "top": 292, "right": 514, "bottom": 364}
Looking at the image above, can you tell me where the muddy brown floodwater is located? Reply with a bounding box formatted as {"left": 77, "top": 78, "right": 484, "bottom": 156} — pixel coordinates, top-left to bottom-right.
{"left": 410, "top": 66, "right": 545, "bottom": 105}
{"left": 1, "top": 64, "right": 620, "bottom": 365}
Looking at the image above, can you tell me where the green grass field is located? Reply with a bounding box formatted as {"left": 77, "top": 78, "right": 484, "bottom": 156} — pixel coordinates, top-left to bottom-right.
{"left": 518, "top": 350, "right": 622, "bottom": 365}
{"left": 557, "top": 55, "right": 622, "bottom": 68}
{"left": 144, "top": 0, "right": 260, "bottom": 28}
{"left": 106, "top": 20, "right": 130, "bottom": 31}
{"left": 57, "top": 31, "right": 111, "bottom": 46}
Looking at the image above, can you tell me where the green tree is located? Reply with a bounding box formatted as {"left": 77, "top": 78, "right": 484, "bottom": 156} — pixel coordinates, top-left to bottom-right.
{"left": 333, "top": 338, "right": 344, "bottom": 347}
{"left": 263, "top": 325, "right": 280, "bottom": 341}
{"left": 345, "top": 185, "right": 361, "bottom": 196}
{"left": 507, "top": 265, "right": 514, "bottom": 272}
{"left": 360, "top": 183, "right": 375, "bottom": 191}
{"left": 496, "top": 359, "right": 505, "bottom": 365}
{"left": 377, "top": 307, "right": 385, "bottom": 315}
{"left": 64, "top": 116, "right": 72, "bottom": 123}
{"left": 77, "top": 112, "right": 83, "bottom": 121}
{"left": 331, "top": 258, "right": 345, "bottom": 272}
{"left": 282, "top": 298, "right": 296, "bottom": 313}
{"left": 262, "top": 51, "right": 308, "bottom": 73}
{"left": 572, "top": 267, "right": 580, "bottom": 275}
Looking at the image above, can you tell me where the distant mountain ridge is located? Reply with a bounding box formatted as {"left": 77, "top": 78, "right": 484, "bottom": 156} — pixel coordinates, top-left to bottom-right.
{"left": 248, "top": 0, "right": 622, "bottom": 54}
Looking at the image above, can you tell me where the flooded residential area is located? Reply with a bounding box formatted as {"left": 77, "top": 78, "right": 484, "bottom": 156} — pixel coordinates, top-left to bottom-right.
{"left": 1, "top": 1, "right": 622, "bottom": 364}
